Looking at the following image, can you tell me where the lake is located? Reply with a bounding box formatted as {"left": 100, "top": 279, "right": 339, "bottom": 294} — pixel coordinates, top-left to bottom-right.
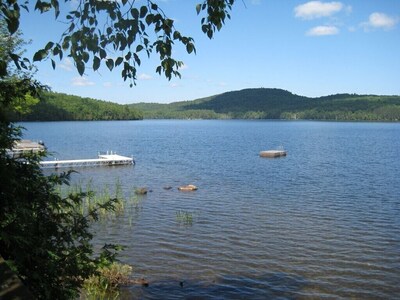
{"left": 21, "top": 120, "right": 400, "bottom": 299}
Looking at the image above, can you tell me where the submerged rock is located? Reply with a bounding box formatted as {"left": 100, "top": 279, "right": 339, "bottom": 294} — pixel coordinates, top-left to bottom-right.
{"left": 135, "top": 187, "right": 148, "bottom": 195}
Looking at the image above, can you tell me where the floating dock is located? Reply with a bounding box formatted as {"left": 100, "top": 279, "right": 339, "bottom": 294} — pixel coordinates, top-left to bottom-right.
{"left": 259, "top": 150, "right": 287, "bottom": 158}
{"left": 8, "top": 140, "right": 46, "bottom": 157}
{"left": 40, "top": 152, "right": 135, "bottom": 169}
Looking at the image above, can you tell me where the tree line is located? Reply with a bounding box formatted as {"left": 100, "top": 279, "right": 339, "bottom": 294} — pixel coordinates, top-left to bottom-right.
{"left": 130, "top": 88, "right": 400, "bottom": 121}
{"left": 9, "top": 91, "right": 143, "bottom": 121}
{"left": 10, "top": 88, "right": 400, "bottom": 122}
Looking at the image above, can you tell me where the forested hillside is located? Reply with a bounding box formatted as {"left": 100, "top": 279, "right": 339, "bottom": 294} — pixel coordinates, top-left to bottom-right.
{"left": 11, "top": 92, "right": 143, "bottom": 121}
{"left": 12, "top": 88, "right": 400, "bottom": 122}
{"left": 130, "top": 88, "right": 400, "bottom": 121}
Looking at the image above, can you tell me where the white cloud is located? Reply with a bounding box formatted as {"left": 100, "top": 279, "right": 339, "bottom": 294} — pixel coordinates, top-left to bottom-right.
{"left": 170, "top": 83, "right": 180, "bottom": 88}
{"left": 59, "top": 58, "right": 73, "bottom": 72}
{"left": 362, "top": 12, "right": 398, "bottom": 30}
{"left": 179, "top": 63, "right": 189, "bottom": 70}
{"left": 103, "top": 82, "right": 113, "bottom": 88}
{"left": 71, "top": 77, "right": 95, "bottom": 86}
{"left": 306, "top": 25, "right": 339, "bottom": 36}
{"left": 295, "top": 1, "right": 343, "bottom": 20}
{"left": 138, "top": 73, "right": 153, "bottom": 80}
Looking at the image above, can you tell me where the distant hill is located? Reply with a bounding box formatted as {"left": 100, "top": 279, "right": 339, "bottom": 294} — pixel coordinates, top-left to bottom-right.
{"left": 13, "top": 88, "right": 400, "bottom": 122}
{"left": 11, "top": 91, "right": 143, "bottom": 121}
{"left": 130, "top": 88, "right": 400, "bottom": 121}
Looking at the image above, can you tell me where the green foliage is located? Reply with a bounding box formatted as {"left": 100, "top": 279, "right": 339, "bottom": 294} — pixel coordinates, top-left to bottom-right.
{"left": 81, "top": 262, "right": 133, "bottom": 299}
{"left": 0, "top": 31, "right": 124, "bottom": 297}
{"left": 130, "top": 88, "right": 400, "bottom": 121}
{"left": 197, "top": 0, "right": 234, "bottom": 38}
{"left": 0, "top": 133, "right": 123, "bottom": 299}
{"left": 1, "top": 0, "right": 235, "bottom": 86}
{"left": 9, "top": 91, "right": 143, "bottom": 121}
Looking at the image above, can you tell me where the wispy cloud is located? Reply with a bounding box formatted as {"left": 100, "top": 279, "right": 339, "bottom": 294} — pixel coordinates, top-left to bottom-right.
{"left": 362, "top": 12, "right": 398, "bottom": 30}
{"left": 179, "top": 63, "right": 189, "bottom": 70}
{"left": 103, "top": 82, "right": 113, "bottom": 88}
{"left": 306, "top": 25, "right": 339, "bottom": 36}
{"left": 138, "top": 73, "right": 153, "bottom": 80}
{"left": 59, "top": 58, "right": 73, "bottom": 72}
{"left": 294, "top": 1, "right": 343, "bottom": 20}
{"left": 169, "top": 83, "right": 180, "bottom": 88}
{"left": 71, "top": 76, "right": 95, "bottom": 86}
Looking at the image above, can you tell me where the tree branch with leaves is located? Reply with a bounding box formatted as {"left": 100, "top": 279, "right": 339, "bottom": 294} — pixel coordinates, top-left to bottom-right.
{"left": 1, "top": 0, "right": 235, "bottom": 86}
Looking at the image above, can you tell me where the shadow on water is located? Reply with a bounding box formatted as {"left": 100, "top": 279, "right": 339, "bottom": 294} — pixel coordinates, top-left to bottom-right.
{"left": 120, "top": 272, "right": 308, "bottom": 299}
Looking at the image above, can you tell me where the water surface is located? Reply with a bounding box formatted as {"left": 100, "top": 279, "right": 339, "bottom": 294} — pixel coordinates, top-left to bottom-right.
{"left": 22, "top": 120, "right": 400, "bottom": 299}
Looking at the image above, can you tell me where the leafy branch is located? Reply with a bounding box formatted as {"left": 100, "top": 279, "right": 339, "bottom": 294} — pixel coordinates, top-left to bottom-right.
{"left": 1, "top": 0, "right": 234, "bottom": 87}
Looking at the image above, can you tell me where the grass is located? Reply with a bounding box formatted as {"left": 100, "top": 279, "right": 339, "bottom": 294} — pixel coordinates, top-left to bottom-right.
{"left": 57, "top": 178, "right": 140, "bottom": 220}
{"left": 81, "top": 262, "right": 133, "bottom": 300}
{"left": 176, "top": 210, "right": 194, "bottom": 226}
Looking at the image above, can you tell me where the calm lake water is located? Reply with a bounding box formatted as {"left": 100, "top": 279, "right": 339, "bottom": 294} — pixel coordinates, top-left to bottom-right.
{"left": 21, "top": 120, "right": 400, "bottom": 299}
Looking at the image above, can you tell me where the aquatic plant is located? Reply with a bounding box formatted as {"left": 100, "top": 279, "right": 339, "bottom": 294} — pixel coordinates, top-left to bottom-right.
{"left": 57, "top": 179, "right": 133, "bottom": 220}
{"left": 176, "top": 210, "right": 194, "bottom": 226}
{"left": 81, "top": 262, "right": 133, "bottom": 300}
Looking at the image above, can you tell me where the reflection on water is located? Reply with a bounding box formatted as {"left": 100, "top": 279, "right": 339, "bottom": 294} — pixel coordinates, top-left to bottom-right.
{"left": 23, "top": 120, "right": 400, "bottom": 299}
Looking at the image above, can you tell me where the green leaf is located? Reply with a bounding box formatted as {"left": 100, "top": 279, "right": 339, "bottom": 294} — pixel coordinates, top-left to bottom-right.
{"left": 106, "top": 59, "right": 114, "bottom": 71}
{"left": 131, "top": 8, "right": 139, "bottom": 19}
{"left": 99, "top": 49, "right": 107, "bottom": 59}
{"left": 51, "top": 0, "right": 60, "bottom": 18}
{"left": 173, "top": 31, "right": 181, "bottom": 40}
{"left": 115, "top": 57, "right": 123, "bottom": 66}
{"left": 93, "top": 56, "right": 100, "bottom": 71}
{"left": 196, "top": 4, "right": 201, "bottom": 15}
{"left": 136, "top": 45, "right": 144, "bottom": 52}
{"left": 140, "top": 6, "right": 148, "bottom": 18}
{"left": 82, "top": 52, "right": 89, "bottom": 63}
{"left": 33, "top": 49, "right": 47, "bottom": 62}
{"left": 77, "top": 60, "right": 85, "bottom": 75}
{"left": 145, "top": 13, "right": 154, "bottom": 25}
{"left": 51, "top": 59, "right": 56, "bottom": 70}
{"left": 10, "top": 54, "right": 21, "bottom": 69}
{"left": 133, "top": 53, "right": 141, "bottom": 66}
{"left": 186, "top": 43, "right": 195, "bottom": 54}
{"left": 45, "top": 42, "right": 54, "bottom": 51}
{"left": 6, "top": 18, "right": 20, "bottom": 35}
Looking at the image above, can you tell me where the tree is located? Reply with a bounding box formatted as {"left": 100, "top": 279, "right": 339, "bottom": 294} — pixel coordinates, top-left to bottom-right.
{"left": 0, "top": 1, "right": 235, "bottom": 298}
{"left": 0, "top": 20, "right": 121, "bottom": 299}
{"left": 1, "top": 0, "right": 235, "bottom": 86}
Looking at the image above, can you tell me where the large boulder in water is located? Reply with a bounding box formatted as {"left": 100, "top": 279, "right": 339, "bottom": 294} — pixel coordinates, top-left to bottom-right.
{"left": 178, "top": 184, "right": 198, "bottom": 192}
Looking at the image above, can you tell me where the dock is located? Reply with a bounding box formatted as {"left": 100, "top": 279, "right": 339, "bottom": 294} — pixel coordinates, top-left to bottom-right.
{"left": 259, "top": 150, "right": 287, "bottom": 158}
{"left": 40, "top": 152, "right": 135, "bottom": 169}
{"left": 8, "top": 140, "right": 45, "bottom": 157}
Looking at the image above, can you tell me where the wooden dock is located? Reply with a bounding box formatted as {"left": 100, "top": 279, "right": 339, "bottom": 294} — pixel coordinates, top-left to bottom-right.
{"left": 9, "top": 140, "right": 46, "bottom": 157}
{"left": 40, "top": 152, "right": 135, "bottom": 169}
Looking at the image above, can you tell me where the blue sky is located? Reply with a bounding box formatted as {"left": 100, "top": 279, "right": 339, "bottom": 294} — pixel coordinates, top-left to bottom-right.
{"left": 20, "top": 0, "right": 400, "bottom": 104}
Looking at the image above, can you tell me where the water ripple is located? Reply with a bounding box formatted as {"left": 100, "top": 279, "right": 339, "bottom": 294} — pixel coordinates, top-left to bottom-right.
{"left": 23, "top": 120, "right": 400, "bottom": 299}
